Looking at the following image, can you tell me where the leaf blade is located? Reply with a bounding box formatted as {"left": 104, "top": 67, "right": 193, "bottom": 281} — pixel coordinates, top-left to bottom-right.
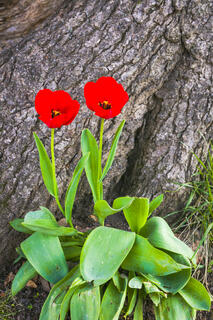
{"left": 33, "top": 132, "right": 55, "bottom": 196}
{"left": 80, "top": 226, "right": 135, "bottom": 286}
{"left": 81, "top": 129, "right": 100, "bottom": 202}
{"left": 65, "top": 153, "right": 90, "bottom": 224}
{"left": 100, "top": 120, "right": 125, "bottom": 181}
{"left": 12, "top": 261, "right": 37, "bottom": 296}
{"left": 21, "top": 232, "right": 68, "bottom": 284}
{"left": 123, "top": 197, "right": 149, "bottom": 233}
{"left": 179, "top": 277, "right": 211, "bottom": 311}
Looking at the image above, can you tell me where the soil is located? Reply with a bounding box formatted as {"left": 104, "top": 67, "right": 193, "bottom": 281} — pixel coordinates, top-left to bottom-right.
{"left": 0, "top": 215, "right": 212, "bottom": 320}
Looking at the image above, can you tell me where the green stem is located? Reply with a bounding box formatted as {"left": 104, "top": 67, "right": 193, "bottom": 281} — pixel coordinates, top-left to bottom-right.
{"left": 51, "top": 128, "right": 65, "bottom": 216}
{"left": 97, "top": 118, "right": 104, "bottom": 201}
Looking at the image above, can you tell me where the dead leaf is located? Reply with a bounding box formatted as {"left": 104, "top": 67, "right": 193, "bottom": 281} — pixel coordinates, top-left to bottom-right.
{"left": 26, "top": 280, "right": 37, "bottom": 288}
{"left": 4, "top": 272, "right": 15, "bottom": 287}
{"left": 89, "top": 215, "right": 98, "bottom": 222}
{"left": 58, "top": 218, "right": 67, "bottom": 226}
{"left": 39, "top": 277, "right": 51, "bottom": 292}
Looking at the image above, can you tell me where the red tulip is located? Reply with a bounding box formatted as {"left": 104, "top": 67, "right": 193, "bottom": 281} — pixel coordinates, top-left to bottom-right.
{"left": 84, "top": 77, "right": 129, "bottom": 119}
{"left": 35, "top": 89, "right": 80, "bottom": 128}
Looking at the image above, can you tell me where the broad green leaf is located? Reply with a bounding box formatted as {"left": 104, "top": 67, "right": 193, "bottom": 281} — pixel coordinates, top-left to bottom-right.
{"left": 33, "top": 132, "right": 55, "bottom": 196}
{"left": 100, "top": 278, "right": 127, "bottom": 320}
{"left": 142, "top": 252, "right": 191, "bottom": 294}
{"left": 60, "top": 277, "right": 86, "bottom": 320}
{"left": 122, "top": 234, "right": 187, "bottom": 276}
{"left": 22, "top": 209, "right": 76, "bottom": 236}
{"left": 70, "top": 284, "right": 100, "bottom": 320}
{"left": 12, "top": 261, "right": 37, "bottom": 296}
{"left": 179, "top": 277, "right": 211, "bottom": 311}
{"left": 24, "top": 209, "right": 56, "bottom": 223}
{"left": 125, "top": 288, "right": 137, "bottom": 317}
{"left": 140, "top": 217, "right": 194, "bottom": 260}
{"left": 65, "top": 153, "right": 90, "bottom": 225}
{"left": 81, "top": 129, "right": 100, "bottom": 202}
{"left": 10, "top": 218, "right": 32, "bottom": 234}
{"left": 21, "top": 232, "right": 68, "bottom": 284}
{"left": 113, "top": 196, "right": 135, "bottom": 210}
{"left": 154, "top": 294, "right": 196, "bottom": 320}
{"left": 40, "top": 265, "right": 80, "bottom": 320}
{"left": 80, "top": 226, "right": 135, "bottom": 286}
{"left": 100, "top": 120, "right": 125, "bottom": 181}
{"left": 123, "top": 197, "right": 149, "bottom": 233}
{"left": 149, "top": 194, "right": 164, "bottom": 216}
{"left": 133, "top": 290, "right": 143, "bottom": 320}
{"left": 94, "top": 196, "right": 134, "bottom": 225}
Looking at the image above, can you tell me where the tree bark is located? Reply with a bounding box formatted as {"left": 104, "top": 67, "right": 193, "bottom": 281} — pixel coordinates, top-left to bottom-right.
{"left": 0, "top": 0, "right": 212, "bottom": 265}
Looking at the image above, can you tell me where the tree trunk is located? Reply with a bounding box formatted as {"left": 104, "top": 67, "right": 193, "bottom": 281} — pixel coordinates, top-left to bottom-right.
{"left": 0, "top": 0, "right": 212, "bottom": 265}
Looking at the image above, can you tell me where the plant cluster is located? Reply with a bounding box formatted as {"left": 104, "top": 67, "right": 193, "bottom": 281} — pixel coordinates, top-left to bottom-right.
{"left": 171, "top": 144, "right": 213, "bottom": 241}
{"left": 10, "top": 77, "right": 211, "bottom": 319}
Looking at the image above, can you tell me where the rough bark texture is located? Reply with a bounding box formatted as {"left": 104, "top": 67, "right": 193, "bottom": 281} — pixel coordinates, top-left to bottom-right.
{"left": 0, "top": 0, "right": 212, "bottom": 265}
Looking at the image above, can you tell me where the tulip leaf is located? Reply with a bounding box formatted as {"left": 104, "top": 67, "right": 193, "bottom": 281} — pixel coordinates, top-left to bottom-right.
{"left": 179, "top": 277, "right": 211, "bottom": 311}
{"left": 143, "top": 282, "right": 167, "bottom": 306}
{"left": 10, "top": 218, "right": 32, "bottom": 234}
{"left": 63, "top": 246, "right": 82, "bottom": 261}
{"left": 65, "top": 153, "right": 90, "bottom": 225}
{"left": 93, "top": 196, "right": 134, "bottom": 225}
{"left": 81, "top": 129, "right": 100, "bottom": 202}
{"left": 60, "top": 277, "right": 86, "bottom": 320}
{"left": 149, "top": 194, "right": 164, "bottom": 216}
{"left": 112, "top": 271, "right": 123, "bottom": 292}
{"left": 100, "top": 120, "right": 125, "bottom": 181}
{"left": 113, "top": 196, "right": 135, "bottom": 210}
{"left": 100, "top": 278, "right": 127, "bottom": 320}
{"left": 12, "top": 261, "right": 37, "bottom": 296}
{"left": 142, "top": 252, "right": 191, "bottom": 294}
{"left": 40, "top": 265, "right": 80, "bottom": 320}
{"left": 21, "top": 232, "right": 68, "bottom": 284}
{"left": 128, "top": 276, "right": 144, "bottom": 289}
{"left": 140, "top": 217, "right": 194, "bottom": 261}
{"left": 80, "top": 226, "right": 135, "bottom": 286}
{"left": 14, "top": 247, "right": 26, "bottom": 264}
{"left": 25, "top": 208, "right": 56, "bottom": 223}
{"left": 154, "top": 294, "right": 196, "bottom": 320}
{"left": 133, "top": 290, "right": 143, "bottom": 320}
{"left": 22, "top": 209, "right": 77, "bottom": 236}
{"left": 125, "top": 288, "right": 137, "bottom": 317}
{"left": 70, "top": 284, "right": 100, "bottom": 320}
{"left": 122, "top": 234, "right": 188, "bottom": 276}
{"left": 33, "top": 132, "right": 55, "bottom": 197}
{"left": 123, "top": 197, "right": 149, "bottom": 233}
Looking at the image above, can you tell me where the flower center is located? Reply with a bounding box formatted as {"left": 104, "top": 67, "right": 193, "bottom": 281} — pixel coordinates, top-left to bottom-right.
{"left": 99, "top": 100, "right": 111, "bottom": 110}
{"left": 51, "top": 109, "right": 61, "bottom": 118}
